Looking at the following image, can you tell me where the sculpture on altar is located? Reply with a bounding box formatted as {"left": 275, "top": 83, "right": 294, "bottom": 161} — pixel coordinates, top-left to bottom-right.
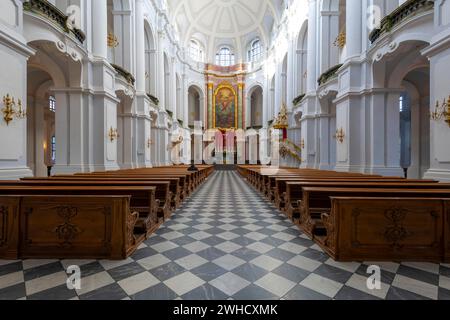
{"left": 214, "top": 84, "right": 237, "bottom": 129}
{"left": 273, "top": 103, "right": 289, "bottom": 140}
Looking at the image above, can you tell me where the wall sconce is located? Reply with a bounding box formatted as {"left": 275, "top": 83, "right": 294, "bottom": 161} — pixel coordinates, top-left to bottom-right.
{"left": 147, "top": 138, "right": 153, "bottom": 148}
{"left": 107, "top": 32, "right": 119, "bottom": 48}
{"left": 430, "top": 96, "right": 450, "bottom": 127}
{"left": 2, "top": 94, "right": 26, "bottom": 125}
{"left": 333, "top": 31, "right": 346, "bottom": 49}
{"left": 334, "top": 127, "right": 345, "bottom": 144}
{"left": 108, "top": 127, "right": 119, "bottom": 142}
{"left": 300, "top": 138, "right": 305, "bottom": 149}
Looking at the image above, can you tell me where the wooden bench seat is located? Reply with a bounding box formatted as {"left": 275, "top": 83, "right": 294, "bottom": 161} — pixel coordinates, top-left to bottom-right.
{"left": 0, "top": 195, "right": 140, "bottom": 260}
{"left": 237, "top": 165, "right": 450, "bottom": 262}
{"left": 30, "top": 177, "right": 182, "bottom": 210}
{"left": 299, "top": 187, "right": 450, "bottom": 239}
{"left": 271, "top": 176, "right": 435, "bottom": 202}
{"left": 73, "top": 171, "right": 195, "bottom": 192}
{"left": 271, "top": 177, "right": 434, "bottom": 208}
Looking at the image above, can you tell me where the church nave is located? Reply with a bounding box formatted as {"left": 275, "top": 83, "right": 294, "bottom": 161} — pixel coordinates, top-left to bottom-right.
{"left": 1, "top": 171, "right": 449, "bottom": 301}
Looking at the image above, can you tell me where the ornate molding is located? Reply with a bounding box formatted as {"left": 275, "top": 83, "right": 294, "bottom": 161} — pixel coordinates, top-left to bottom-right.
{"left": 126, "top": 211, "right": 139, "bottom": 248}
{"left": 111, "top": 64, "right": 136, "bottom": 86}
{"left": 383, "top": 207, "right": 412, "bottom": 249}
{"left": 53, "top": 206, "right": 83, "bottom": 247}
{"left": 55, "top": 40, "right": 81, "bottom": 62}
{"left": 374, "top": 41, "right": 400, "bottom": 62}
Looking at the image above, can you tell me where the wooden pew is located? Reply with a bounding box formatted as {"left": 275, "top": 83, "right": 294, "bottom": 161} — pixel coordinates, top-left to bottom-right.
{"left": 273, "top": 177, "right": 435, "bottom": 209}
{"left": 299, "top": 187, "right": 450, "bottom": 238}
{"left": 446, "top": 201, "right": 450, "bottom": 263}
{"left": 78, "top": 170, "right": 198, "bottom": 194}
{"left": 32, "top": 177, "right": 181, "bottom": 210}
{"left": 316, "top": 197, "right": 448, "bottom": 262}
{"left": 0, "top": 195, "right": 140, "bottom": 260}
{"left": 0, "top": 185, "right": 159, "bottom": 238}
{"left": 283, "top": 181, "right": 449, "bottom": 220}
{"left": 270, "top": 176, "right": 436, "bottom": 205}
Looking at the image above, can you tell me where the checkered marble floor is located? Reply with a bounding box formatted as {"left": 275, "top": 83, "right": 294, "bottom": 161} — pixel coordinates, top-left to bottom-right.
{"left": 1, "top": 171, "right": 450, "bottom": 300}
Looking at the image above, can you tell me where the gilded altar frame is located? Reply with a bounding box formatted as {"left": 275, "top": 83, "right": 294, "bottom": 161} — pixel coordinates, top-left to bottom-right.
{"left": 212, "top": 83, "right": 238, "bottom": 130}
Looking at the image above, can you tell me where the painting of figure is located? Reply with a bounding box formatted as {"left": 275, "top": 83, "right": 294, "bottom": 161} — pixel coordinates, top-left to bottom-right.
{"left": 215, "top": 86, "right": 236, "bottom": 129}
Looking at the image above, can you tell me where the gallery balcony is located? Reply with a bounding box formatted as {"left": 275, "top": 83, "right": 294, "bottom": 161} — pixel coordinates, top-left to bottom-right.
{"left": 369, "top": 0, "right": 434, "bottom": 44}
{"left": 23, "top": 0, "right": 86, "bottom": 45}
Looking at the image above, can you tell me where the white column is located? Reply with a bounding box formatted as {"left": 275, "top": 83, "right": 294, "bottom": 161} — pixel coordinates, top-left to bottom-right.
{"left": 345, "top": 0, "right": 363, "bottom": 60}
{"left": 135, "top": 0, "right": 146, "bottom": 93}
{"left": 306, "top": 0, "right": 318, "bottom": 93}
{"left": 91, "top": 0, "right": 108, "bottom": 59}
{"left": 287, "top": 41, "right": 296, "bottom": 110}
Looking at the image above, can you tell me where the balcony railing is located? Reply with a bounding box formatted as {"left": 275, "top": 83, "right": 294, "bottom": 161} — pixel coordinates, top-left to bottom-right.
{"left": 147, "top": 93, "right": 160, "bottom": 106}
{"left": 111, "top": 64, "right": 135, "bottom": 86}
{"left": 293, "top": 94, "right": 306, "bottom": 106}
{"left": 317, "top": 64, "right": 343, "bottom": 86}
{"left": 369, "top": 0, "right": 434, "bottom": 44}
{"left": 23, "top": 0, "right": 86, "bottom": 44}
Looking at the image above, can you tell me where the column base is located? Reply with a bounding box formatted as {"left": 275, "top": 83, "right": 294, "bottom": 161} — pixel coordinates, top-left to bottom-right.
{"left": 137, "top": 162, "right": 153, "bottom": 169}
{"left": 52, "top": 165, "right": 90, "bottom": 175}
{"left": 300, "top": 162, "right": 315, "bottom": 169}
{"left": 334, "top": 164, "right": 366, "bottom": 174}
{"left": 118, "top": 163, "right": 136, "bottom": 170}
{"left": 318, "top": 163, "right": 336, "bottom": 171}
{"left": 363, "top": 166, "right": 405, "bottom": 177}
{"left": 424, "top": 168, "right": 450, "bottom": 182}
{"left": 0, "top": 167, "right": 33, "bottom": 180}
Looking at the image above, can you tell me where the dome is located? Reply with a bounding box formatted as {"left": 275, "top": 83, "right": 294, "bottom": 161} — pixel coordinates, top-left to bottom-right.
{"left": 167, "top": 0, "right": 286, "bottom": 62}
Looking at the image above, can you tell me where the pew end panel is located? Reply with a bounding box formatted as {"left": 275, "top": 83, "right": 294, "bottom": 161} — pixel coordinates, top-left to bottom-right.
{"left": 446, "top": 201, "right": 450, "bottom": 263}
{"left": 0, "top": 197, "right": 21, "bottom": 259}
{"left": 319, "top": 197, "right": 445, "bottom": 262}
{"left": 18, "top": 196, "right": 139, "bottom": 260}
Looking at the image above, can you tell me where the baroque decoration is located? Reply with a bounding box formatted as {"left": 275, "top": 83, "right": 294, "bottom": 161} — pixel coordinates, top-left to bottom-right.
{"left": 383, "top": 207, "right": 411, "bottom": 249}
{"left": 53, "top": 206, "right": 83, "bottom": 247}
{"left": 1, "top": 94, "right": 26, "bottom": 126}
{"left": 430, "top": 96, "right": 450, "bottom": 127}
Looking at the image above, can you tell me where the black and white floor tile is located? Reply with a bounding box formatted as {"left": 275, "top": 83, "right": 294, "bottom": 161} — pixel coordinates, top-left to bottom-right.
{"left": 1, "top": 171, "right": 450, "bottom": 300}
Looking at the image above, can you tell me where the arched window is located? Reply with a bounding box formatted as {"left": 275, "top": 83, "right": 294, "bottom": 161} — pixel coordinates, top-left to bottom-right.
{"left": 49, "top": 95, "right": 56, "bottom": 112}
{"left": 248, "top": 39, "right": 263, "bottom": 62}
{"left": 189, "top": 40, "right": 204, "bottom": 62}
{"left": 215, "top": 47, "right": 235, "bottom": 66}
{"left": 399, "top": 96, "right": 404, "bottom": 112}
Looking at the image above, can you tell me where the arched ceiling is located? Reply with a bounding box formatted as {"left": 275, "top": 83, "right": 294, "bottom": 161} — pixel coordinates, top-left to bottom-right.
{"left": 166, "top": 0, "right": 286, "bottom": 61}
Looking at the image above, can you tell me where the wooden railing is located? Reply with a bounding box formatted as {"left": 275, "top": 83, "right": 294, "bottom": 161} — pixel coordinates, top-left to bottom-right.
{"left": 23, "top": 0, "right": 86, "bottom": 44}
{"left": 317, "top": 64, "right": 343, "bottom": 86}
{"left": 111, "top": 64, "right": 135, "bottom": 86}
{"left": 147, "top": 93, "right": 160, "bottom": 106}
{"left": 369, "top": 0, "right": 434, "bottom": 44}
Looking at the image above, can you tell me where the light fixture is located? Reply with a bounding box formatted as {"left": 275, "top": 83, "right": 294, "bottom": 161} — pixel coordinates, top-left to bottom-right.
{"left": 2, "top": 94, "right": 26, "bottom": 125}
{"left": 430, "top": 96, "right": 450, "bottom": 127}
{"left": 108, "top": 127, "right": 119, "bottom": 142}
{"left": 335, "top": 128, "right": 345, "bottom": 143}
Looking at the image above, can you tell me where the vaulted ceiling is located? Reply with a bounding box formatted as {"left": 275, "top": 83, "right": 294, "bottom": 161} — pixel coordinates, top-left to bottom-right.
{"left": 166, "top": 0, "right": 286, "bottom": 61}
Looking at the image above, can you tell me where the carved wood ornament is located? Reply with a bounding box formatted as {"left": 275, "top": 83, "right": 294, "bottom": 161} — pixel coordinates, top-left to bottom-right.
{"left": 53, "top": 206, "right": 83, "bottom": 247}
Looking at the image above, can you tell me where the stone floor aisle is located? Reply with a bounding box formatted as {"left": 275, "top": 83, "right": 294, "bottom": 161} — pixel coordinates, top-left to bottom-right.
{"left": 1, "top": 171, "right": 450, "bottom": 300}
